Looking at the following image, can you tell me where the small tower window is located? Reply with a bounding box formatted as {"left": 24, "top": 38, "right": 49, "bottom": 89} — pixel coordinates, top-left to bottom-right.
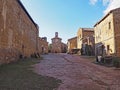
{"left": 108, "top": 22, "right": 111, "bottom": 29}
{"left": 107, "top": 45, "right": 110, "bottom": 51}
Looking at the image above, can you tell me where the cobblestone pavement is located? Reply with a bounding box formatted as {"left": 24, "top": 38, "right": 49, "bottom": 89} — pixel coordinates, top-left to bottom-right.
{"left": 33, "top": 53, "right": 120, "bottom": 90}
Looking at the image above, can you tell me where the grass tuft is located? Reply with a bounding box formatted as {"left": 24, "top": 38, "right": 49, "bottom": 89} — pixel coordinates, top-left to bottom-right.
{"left": 0, "top": 58, "right": 62, "bottom": 90}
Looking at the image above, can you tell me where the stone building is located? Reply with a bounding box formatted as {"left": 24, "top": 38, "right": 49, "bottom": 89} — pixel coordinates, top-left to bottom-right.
{"left": 77, "top": 28, "right": 95, "bottom": 55}
{"left": 0, "top": 0, "right": 39, "bottom": 64}
{"left": 50, "top": 32, "right": 67, "bottom": 53}
{"left": 94, "top": 7, "right": 120, "bottom": 57}
{"left": 38, "top": 37, "right": 48, "bottom": 54}
{"left": 61, "top": 42, "right": 68, "bottom": 53}
{"left": 67, "top": 37, "right": 77, "bottom": 53}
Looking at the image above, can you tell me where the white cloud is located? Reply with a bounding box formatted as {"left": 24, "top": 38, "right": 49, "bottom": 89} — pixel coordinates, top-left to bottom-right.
{"left": 102, "top": 0, "right": 110, "bottom": 6}
{"left": 104, "top": 0, "right": 120, "bottom": 15}
{"left": 89, "top": 0, "right": 120, "bottom": 15}
{"left": 90, "top": 0, "right": 98, "bottom": 5}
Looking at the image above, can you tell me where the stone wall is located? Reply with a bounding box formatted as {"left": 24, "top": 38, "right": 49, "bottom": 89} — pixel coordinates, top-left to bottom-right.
{"left": 94, "top": 10, "right": 115, "bottom": 56}
{"left": 113, "top": 8, "right": 120, "bottom": 56}
{"left": 51, "top": 38, "right": 62, "bottom": 53}
{"left": 0, "top": 0, "right": 39, "bottom": 64}
{"left": 77, "top": 28, "right": 94, "bottom": 55}
{"left": 50, "top": 32, "right": 62, "bottom": 53}
{"left": 82, "top": 30, "right": 94, "bottom": 44}
{"left": 68, "top": 37, "right": 77, "bottom": 52}
{"left": 38, "top": 37, "right": 48, "bottom": 54}
{"left": 77, "top": 28, "right": 94, "bottom": 48}
{"left": 77, "top": 28, "right": 83, "bottom": 49}
{"left": 61, "top": 43, "right": 67, "bottom": 53}
{"left": 50, "top": 32, "right": 67, "bottom": 53}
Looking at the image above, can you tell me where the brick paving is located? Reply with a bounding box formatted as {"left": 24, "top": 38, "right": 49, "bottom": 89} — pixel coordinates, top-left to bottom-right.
{"left": 33, "top": 53, "right": 120, "bottom": 90}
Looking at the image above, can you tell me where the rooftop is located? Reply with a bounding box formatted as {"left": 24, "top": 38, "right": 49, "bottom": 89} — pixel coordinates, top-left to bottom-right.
{"left": 17, "top": 0, "right": 38, "bottom": 29}
{"left": 82, "top": 28, "right": 94, "bottom": 31}
{"left": 94, "top": 7, "right": 120, "bottom": 27}
{"left": 68, "top": 37, "right": 77, "bottom": 41}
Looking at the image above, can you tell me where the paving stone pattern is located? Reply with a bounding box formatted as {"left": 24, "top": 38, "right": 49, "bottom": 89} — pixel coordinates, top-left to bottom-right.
{"left": 34, "top": 54, "right": 120, "bottom": 90}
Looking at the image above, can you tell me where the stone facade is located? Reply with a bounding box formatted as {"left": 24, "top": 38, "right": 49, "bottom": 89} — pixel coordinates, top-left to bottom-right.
{"left": 38, "top": 37, "right": 48, "bottom": 54}
{"left": 67, "top": 37, "right": 77, "bottom": 53}
{"left": 50, "top": 32, "right": 67, "bottom": 53}
{"left": 0, "top": 0, "right": 39, "bottom": 64}
{"left": 61, "top": 43, "right": 68, "bottom": 53}
{"left": 77, "top": 28, "right": 95, "bottom": 55}
{"left": 94, "top": 8, "right": 120, "bottom": 57}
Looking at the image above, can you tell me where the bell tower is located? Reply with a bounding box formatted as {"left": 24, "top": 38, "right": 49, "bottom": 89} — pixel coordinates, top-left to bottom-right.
{"left": 55, "top": 32, "right": 58, "bottom": 38}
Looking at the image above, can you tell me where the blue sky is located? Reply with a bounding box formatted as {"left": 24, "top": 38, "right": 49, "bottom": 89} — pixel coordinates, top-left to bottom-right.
{"left": 20, "top": 0, "right": 120, "bottom": 43}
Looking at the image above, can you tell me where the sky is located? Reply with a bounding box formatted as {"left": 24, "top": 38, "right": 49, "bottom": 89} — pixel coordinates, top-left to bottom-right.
{"left": 20, "top": 0, "right": 120, "bottom": 44}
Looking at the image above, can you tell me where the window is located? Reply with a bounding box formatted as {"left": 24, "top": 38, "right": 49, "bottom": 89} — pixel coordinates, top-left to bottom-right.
{"left": 107, "top": 45, "right": 110, "bottom": 51}
{"left": 108, "top": 22, "right": 111, "bottom": 29}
